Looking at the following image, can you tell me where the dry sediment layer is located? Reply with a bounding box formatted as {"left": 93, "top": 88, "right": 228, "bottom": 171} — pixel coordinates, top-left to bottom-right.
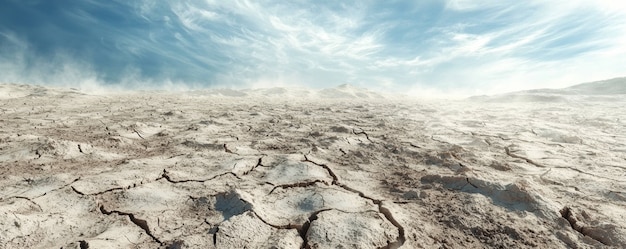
{"left": 1, "top": 84, "right": 625, "bottom": 248}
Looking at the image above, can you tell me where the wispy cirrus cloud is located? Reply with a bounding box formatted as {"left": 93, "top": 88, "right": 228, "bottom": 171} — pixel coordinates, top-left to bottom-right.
{"left": 0, "top": 0, "right": 624, "bottom": 95}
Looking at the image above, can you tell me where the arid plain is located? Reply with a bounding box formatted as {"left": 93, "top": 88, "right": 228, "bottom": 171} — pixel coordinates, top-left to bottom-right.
{"left": 1, "top": 83, "right": 625, "bottom": 248}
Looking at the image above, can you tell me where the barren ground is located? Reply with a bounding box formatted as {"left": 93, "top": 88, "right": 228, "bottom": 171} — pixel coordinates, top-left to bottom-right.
{"left": 1, "top": 84, "right": 625, "bottom": 248}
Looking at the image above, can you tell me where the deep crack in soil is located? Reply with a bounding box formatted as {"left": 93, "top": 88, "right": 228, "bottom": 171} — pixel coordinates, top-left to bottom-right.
{"left": 99, "top": 205, "right": 164, "bottom": 246}
{"left": 268, "top": 180, "right": 329, "bottom": 194}
{"left": 160, "top": 169, "right": 241, "bottom": 183}
{"left": 78, "top": 240, "right": 89, "bottom": 249}
{"left": 560, "top": 206, "right": 608, "bottom": 246}
{"left": 302, "top": 155, "right": 406, "bottom": 248}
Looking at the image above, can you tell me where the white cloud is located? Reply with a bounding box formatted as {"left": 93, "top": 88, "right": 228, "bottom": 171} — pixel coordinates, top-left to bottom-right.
{"left": 394, "top": 0, "right": 626, "bottom": 94}
{"left": 445, "top": 0, "right": 506, "bottom": 11}
{"left": 3, "top": 0, "right": 626, "bottom": 95}
{"left": 162, "top": 0, "right": 387, "bottom": 87}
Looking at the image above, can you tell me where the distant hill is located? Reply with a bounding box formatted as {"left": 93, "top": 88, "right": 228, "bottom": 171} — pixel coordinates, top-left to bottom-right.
{"left": 316, "top": 84, "right": 385, "bottom": 99}
{"left": 468, "top": 77, "right": 626, "bottom": 102}
{"left": 563, "top": 77, "right": 626, "bottom": 95}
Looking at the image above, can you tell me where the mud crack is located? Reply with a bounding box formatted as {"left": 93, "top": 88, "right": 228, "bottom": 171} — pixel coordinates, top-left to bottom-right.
{"left": 300, "top": 209, "right": 333, "bottom": 248}
{"left": 99, "top": 205, "right": 163, "bottom": 245}
{"left": 251, "top": 208, "right": 333, "bottom": 248}
{"left": 243, "top": 157, "right": 263, "bottom": 175}
{"left": 3, "top": 196, "right": 43, "bottom": 212}
{"left": 430, "top": 135, "right": 452, "bottom": 145}
{"left": 71, "top": 177, "right": 157, "bottom": 196}
{"left": 401, "top": 142, "right": 421, "bottom": 148}
{"left": 79, "top": 240, "right": 89, "bottom": 249}
{"left": 72, "top": 185, "right": 133, "bottom": 196}
{"left": 303, "top": 155, "right": 338, "bottom": 185}
{"left": 3, "top": 178, "right": 81, "bottom": 201}
{"left": 302, "top": 155, "right": 406, "bottom": 248}
{"left": 160, "top": 169, "right": 241, "bottom": 183}
{"left": 268, "top": 180, "right": 329, "bottom": 195}
{"left": 504, "top": 146, "right": 546, "bottom": 168}
{"left": 71, "top": 186, "right": 87, "bottom": 195}
{"left": 353, "top": 128, "right": 374, "bottom": 143}
{"left": 339, "top": 148, "right": 347, "bottom": 156}
{"left": 465, "top": 177, "right": 479, "bottom": 188}
{"left": 560, "top": 206, "right": 608, "bottom": 246}
{"left": 470, "top": 132, "right": 512, "bottom": 141}
{"left": 133, "top": 129, "right": 145, "bottom": 139}
{"left": 223, "top": 143, "right": 235, "bottom": 154}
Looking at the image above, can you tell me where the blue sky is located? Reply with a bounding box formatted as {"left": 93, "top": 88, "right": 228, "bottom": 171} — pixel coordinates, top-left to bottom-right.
{"left": 1, "top": 0, "right": 625, "bottom": 95}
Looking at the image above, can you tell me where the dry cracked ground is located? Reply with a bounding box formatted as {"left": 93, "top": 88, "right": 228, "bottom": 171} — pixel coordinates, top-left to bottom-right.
{"left": 1, "top": 84, "right": 625, "bottom": 248}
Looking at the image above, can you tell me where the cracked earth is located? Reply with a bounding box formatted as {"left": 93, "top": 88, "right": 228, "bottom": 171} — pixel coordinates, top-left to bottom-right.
{"left": 1, "top": 84, "right": 625, "bottom": 248}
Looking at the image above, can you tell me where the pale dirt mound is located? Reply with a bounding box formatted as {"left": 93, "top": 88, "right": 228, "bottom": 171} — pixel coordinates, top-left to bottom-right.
{"left": 468, "top": 77, "right": 626, "bottom": 103}
{"left": 564, "top": 77, "right": 626, "bottom": 95}
{"left": 0, "top": 83, "right": 84, "bottom": 99}
{"left": 1, "top": 84, "right": 625, "bottom": 248}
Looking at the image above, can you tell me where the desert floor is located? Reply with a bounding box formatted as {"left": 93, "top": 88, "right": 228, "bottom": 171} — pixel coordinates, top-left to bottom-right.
{"left": 1, "top": 84, "right": 625, "bottom": 248}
